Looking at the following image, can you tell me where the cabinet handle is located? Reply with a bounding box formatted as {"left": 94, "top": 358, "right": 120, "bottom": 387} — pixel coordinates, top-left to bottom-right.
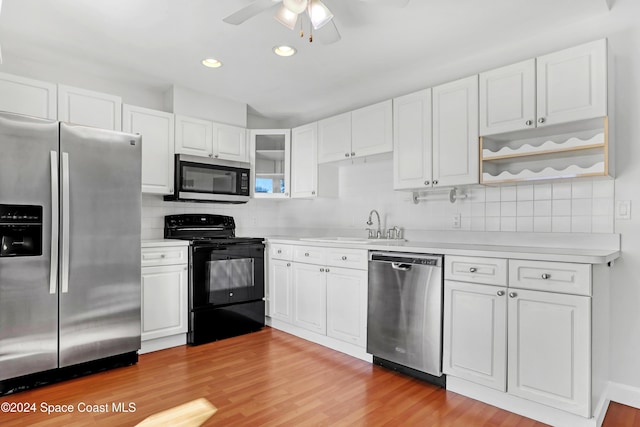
{"left": 433, "top": 180, "right": 439, "bottom": 185}
{"left": 345, "top": 153, "right": 350, "bottom": 157}
{"left": 541, "top": 273, "right": 551, "bottom": 280}
{"left": 469, "top": 267, "right": 477, "bottom": 273}
{"left": 341, "top": 256, "right": 347, "bottom": 261}
{"left": 497, "top": 290, "right": 505, "bottom": 296}
{"left": 509, "top": 292, "right": 517, "bottom": 298}
{"left": 538, "top": 117, "right": 546, "bottom": 124}
{"left": 424, "top": 180, "right": 430, "bottom": 186}
{"left": 525, "top": 120, "right": 533, "bottom": 126}
{"left": 320, "top": 268, "right": 325, "bottom": 272}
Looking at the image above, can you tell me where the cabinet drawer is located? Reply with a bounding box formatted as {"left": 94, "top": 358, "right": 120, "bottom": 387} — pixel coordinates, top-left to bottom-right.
{"left": 270, "top": 243, "right": 293, "bottom": 261}
{"left": 509, "top": 259, "right": 591, "bottom": 296}
{"left": 293, "top": 245, "right": 327, "bottom": 265}
{"left": 326, "top": 248, "right": 368, "bottom": 270}
{"left": 141, "top": 246, "right": 188, "bottom": 267}
{"left": 445, "top": 255, "right": 507, "bottom": 286}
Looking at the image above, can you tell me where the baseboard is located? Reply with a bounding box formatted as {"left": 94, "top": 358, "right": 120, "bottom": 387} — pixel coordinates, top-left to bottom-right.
{"left": 607, "top": 381, "right": 640, "bottom": 409}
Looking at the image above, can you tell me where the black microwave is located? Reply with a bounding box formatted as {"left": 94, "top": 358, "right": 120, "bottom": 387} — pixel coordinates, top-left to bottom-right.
{"left": 164, "top": 154, "right": 250, "bottom": 203}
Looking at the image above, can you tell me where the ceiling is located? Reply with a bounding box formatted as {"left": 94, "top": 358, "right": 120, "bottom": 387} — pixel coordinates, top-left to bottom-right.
{"left": 0, "top": 0, "right": 610, "bottom": 126}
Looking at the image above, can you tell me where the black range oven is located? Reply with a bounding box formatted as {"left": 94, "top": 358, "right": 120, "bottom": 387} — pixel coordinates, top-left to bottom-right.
{"left": 165, "top": 214, "right": 265, "bottom": 345}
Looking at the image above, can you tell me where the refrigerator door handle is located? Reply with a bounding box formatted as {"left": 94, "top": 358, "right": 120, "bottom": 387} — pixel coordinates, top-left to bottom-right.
{"left": 50, "top": 151, "right": 59, "bottom": 295}
{"left": 61, "top": 152, "right": 70, "bottom": 294}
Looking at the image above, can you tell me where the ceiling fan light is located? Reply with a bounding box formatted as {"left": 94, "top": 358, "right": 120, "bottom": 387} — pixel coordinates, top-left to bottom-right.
{"left": 283, "top": 0, "right": 307, "bottom": 14}
{"left": 274, "top": 5, "right": 298, "bottom": 30}
{"left": 307, "top": 0, "right": 333, "bottom": 30}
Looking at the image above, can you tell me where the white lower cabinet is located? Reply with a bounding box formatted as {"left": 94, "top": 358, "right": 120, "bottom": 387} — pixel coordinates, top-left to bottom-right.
{"left": 444, "top": 255, "right": 594, "bottom": 419}
{"left": 140, "top": 243, "right": 189, "bottom": 353}
{"left": 267, "top": 242, "right": 369, "bottom": 358}
{"left": 443, "top": 280, "right": 507, "bottom": 391}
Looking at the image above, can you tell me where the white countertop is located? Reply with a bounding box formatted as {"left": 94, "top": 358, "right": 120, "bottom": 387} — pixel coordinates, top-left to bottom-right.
{"left": 141, "top": 239, "right": 190, "bottom": 248}
{"left": 266, "top": 236, "right": 620, "bottom": 264}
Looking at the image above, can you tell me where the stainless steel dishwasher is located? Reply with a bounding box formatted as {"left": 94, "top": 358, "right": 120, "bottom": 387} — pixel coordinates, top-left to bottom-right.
{"left": 367, "top": 251, "right": 445, "bottom": 386}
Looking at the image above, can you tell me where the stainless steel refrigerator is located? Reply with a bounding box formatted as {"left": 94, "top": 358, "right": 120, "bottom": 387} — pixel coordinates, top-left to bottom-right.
{"left": 0, "top": 111, "right": 141, "bottom": 393}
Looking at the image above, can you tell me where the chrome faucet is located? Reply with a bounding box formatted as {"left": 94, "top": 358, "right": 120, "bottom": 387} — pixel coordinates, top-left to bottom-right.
{"left": 366, "top": 209, "right": 382, "bottom": 238}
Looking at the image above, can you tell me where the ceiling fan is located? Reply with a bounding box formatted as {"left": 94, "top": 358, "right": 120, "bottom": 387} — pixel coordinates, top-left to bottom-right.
{"left": 223, "top": 0, "right": 410, "bottom": 45}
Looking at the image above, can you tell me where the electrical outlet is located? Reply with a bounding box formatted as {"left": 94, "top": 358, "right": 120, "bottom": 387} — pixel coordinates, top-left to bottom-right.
{"left": 452, "top": 213, "right": 461, "bottom": 229}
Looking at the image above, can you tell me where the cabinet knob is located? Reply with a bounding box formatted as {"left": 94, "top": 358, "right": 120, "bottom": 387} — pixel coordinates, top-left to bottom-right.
{"left": 341, "top": 256, "right": 347, "bottom": 261}
{"left": 229, "top": 292, "right": 234, "bottom": 297}
{"left": 305, "top": 252, "right": 309, "bottom": 257}
{"left": 311, "top": 191, "right": 316, "bottom": 195}
{"left": 433, "top": 180, "right": 439, "bottom": 185}
{"left": 525, "top": 120, "right": 533, "bottom": 126}
{"left": 326, "top": 268, "right": 330, "bottom": 273}
{"left": 351, "top": 152, "right": 356, "bottom": 156}
{"left": 160, "top": 254, "right": 166, "bottom": 258}
{"left": 285, "top": 192, "right": 289, "bottom": 196}
{"left": 345, "top": 153, "right": 350, "bottom": 157}
{"left": 509, "top": 292, "right": 518, "bottom": 298}
{"left": 424, "top": 180, "right": 430, "bottom": 186}
{"left": 214, "top": 154, "right": 219, "bottom": 158}
{"left": 497, "top": 290, "right": 505, "bottom": 296}
{"left": 469, "top": 267, "right": 477, "bottom": 273}
{"left": 286, "top": 263, "right": 291, "bottom": 267}
{"left": 320, "top": 268, "right": 325, "bottom": 272}
{"left": 277, "top": 249, "right": 282, "bottom": 254}
{"left": 538, "top": 117, "right": 546, "bottom": 124}
{"left": 208, "top": 153, "right": 213, "bottom": 158}
{"left": 541, "top": 273, "right": 551, "bottom": 280}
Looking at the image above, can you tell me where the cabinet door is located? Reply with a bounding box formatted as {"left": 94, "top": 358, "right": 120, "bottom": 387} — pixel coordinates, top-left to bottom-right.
{"left": 351, "top": 100, "right": 393, "bottom": 159}
{"left": 318, "top": 112, "right": 351, "bottom": 163}
{"left": 174, "top": 115, "right": 213, "bottom": 157}
{"left": 479, "top": 59, "right": 535, "bottom": 136}
{"left": 141, "top": 264, "right": 188, "bottom": 341}
{"left": 58, "top": 85, "right": 122, "bottom": 130}
{"left": 269, "top": 259, "right": 293, "bottom": 323}
{"left": 443, "top": 281, "right": 507, "bottom": 391}
{"left": 251, "top": 129, "right": 291, "bottom": 198}
{"left": 291, "top": 122, "right": 318, "bottom": 198}
{"left": 123, "top": 105, "right": 175, "bottom": 195}
{"left": 292, "top": 262, "right": 326, "bottom": 334}
{"left": 0, "top": 72, "right": 57, "bottom": 119}
{"left": 507, "top": 289, "right": 591, "bottom": 417}
{"left": 326, "top": 267, "right": 367, "bottom": 347}
{"left": 213, "top": 122, "right": 247, "bottom": 162}
{"left": 432, "top": 75, "right": 479, "bottom": 187}
{"left": 537, "top": 39, "right": 607, "bottom": 126}
{"left": 393, "top": 89, "right": 433, "bottom": 190}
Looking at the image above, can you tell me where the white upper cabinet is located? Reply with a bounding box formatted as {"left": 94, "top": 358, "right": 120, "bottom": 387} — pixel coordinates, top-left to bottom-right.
{"left": 123, "top": 105, "right": 175, "bottom": 195}
{"left": 480, "top": 39, "right": 607, "bottom": 136}
{"left": 291, "top": 122, "right": 318, "bottom": 198}
{"left": 318, "top": 112, "right": 351, "bottom": 163}
{"left": 213, "top": 122, "right": 248, "bottom": 162}
{"left": 250, "top": 129, "right": 291, "bottom": 198}
{"left": 0, "top": 72, "right": 57, "bottom": 119}
{"left": 479, "top": 59, "right": 536, "bottom": 135}
{"left": 393, "top": 89, "right": 433, "bottom": 190}
{"left": 57, "top": 85, "right": 122, "bottom": 130}
{"left": 175, "top": 115, "right": 247, "bottom": 161}
{"left": 537, "top": 38, "right": 607, "bottom": 127}
{"left": 432, "top": 75, "right": 479, "bottom": 187}
{"left": 318, "top": 100, "right": 393, "bottom": 164}
{"left": 175, "top": 115, "right": 213, "bottom": 157}
{"left": 351, "top": 100, "right": 393, "bottom": 158}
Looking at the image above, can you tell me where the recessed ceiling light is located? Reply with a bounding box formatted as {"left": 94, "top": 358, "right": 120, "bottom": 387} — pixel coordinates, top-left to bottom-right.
{"left": 273, "top": 46, "right": 297, "bottom": 57}
{"left": 201, "top": 58, "right": 223, "bottom": 68}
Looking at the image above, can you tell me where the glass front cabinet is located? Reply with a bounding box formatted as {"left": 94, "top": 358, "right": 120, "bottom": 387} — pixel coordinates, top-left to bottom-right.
{"left": 250, "top": 129, "right": 291, "bottom": 198}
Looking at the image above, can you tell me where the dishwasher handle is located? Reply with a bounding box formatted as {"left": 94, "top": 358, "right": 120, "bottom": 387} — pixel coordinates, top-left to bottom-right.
{"left": 370, "top": 251, "right": 442, "bottom": 267}
{"left": 391, "top": 262, "right": 412, "bottom": 271}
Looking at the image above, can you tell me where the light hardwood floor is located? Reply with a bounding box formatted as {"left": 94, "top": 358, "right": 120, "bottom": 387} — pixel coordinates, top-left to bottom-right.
{"left": 0, "top": 327, "right": 638, "bottom": 426}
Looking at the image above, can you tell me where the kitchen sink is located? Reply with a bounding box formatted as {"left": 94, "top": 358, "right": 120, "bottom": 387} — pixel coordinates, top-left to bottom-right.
{"left": 299, "top": 237, "right": 403, "bottom": 244}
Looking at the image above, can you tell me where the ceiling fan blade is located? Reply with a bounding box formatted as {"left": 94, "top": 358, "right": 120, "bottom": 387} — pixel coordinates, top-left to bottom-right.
{"left": 223, "top": 0, "right": 280, "bottom": 25}
{"left": 356, "top": 0, "right": 410, "bottom": 7}
{"left": 316, "top": 20, "right": 341, "bottom": 45}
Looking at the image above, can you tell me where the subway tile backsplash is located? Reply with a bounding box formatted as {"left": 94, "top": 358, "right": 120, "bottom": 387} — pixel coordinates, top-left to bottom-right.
{"left": 141, "top": 160, "right": 615, "bottom": 239}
